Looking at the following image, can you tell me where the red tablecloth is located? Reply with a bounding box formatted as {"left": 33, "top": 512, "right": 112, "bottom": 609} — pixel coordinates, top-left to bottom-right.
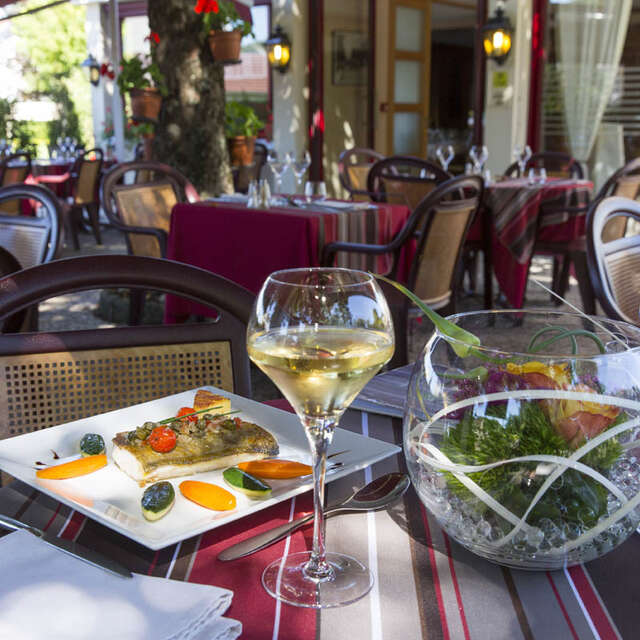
{"left": 165, "top": 201, "right": 411, "bottom": 322}
{"left": 469, "top": 178, "right": 592, "bottom": 308}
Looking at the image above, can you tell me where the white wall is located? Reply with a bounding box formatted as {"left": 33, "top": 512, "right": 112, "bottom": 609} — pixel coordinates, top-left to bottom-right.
{"left": 271, "top": 0, "right": 308, "bottom": 193}
{"left": 483, "top": 0, "right": 532, "bottom": 175}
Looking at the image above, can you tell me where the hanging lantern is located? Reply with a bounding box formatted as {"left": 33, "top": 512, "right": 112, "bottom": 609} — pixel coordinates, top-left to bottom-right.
{"left": 81, "top": 54, "right": 101, "bottom": 86}
{"left": 482, "top": 1, "right": 514, "bottom": 65}
{"left": 265, "top": 25, "right": 291, "bottom": 74}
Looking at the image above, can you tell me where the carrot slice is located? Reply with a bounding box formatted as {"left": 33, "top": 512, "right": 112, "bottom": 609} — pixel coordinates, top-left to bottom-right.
{"left": 35, "top": 454, "right": 107, "bottom": 480}
{"left": 237, "top": 460, "right": 312, "bottom": 479}
{"left": 180, "top": 480, "right": 236, "bottom": 511}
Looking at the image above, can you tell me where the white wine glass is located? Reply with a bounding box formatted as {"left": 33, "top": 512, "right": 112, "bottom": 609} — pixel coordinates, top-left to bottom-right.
{"left": 436, "top": 145, "right": 455, "bottom": 172}
{"left": 290, "top": 151, "right": 312, "bottom": 192}
{"left": 247, "top": 268, "right": 395, "bottom": 608}
{"left": 267, "top": 150, "right": 289, "bottom": 194}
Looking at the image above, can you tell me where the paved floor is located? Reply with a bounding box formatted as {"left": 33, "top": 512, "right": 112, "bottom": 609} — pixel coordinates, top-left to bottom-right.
{"left": 38, "top": 223, "right": 592, "bottom": 400}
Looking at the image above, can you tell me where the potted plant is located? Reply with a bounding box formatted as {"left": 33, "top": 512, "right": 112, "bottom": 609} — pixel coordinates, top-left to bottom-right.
{"left": 194, "top": 0, "right": 252, "bottom": 63}
{"left": 117, "top": 32, "right": 168, "bottom": 121}
{"left": 224, "top": 101, "right": 264, "bottom": 166}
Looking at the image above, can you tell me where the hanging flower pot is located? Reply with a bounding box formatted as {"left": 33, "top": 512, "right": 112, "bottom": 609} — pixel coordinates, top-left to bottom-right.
{"left": 129, "top": 88, "right": 163, "bottom": 122}
{"left": 207, "top": 29, "right": 242, "bottom": 63}
{"left": 227, "top": 135, "right": 255, "bottom": 166}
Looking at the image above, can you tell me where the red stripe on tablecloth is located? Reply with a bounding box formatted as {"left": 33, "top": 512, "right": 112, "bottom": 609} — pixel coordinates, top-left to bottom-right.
{"left": 147, "top": 549, "right": 161, "bottom": 576}
{"left": 188, "top": 492, "right": 316, "bottom": 640}
{"left": 442, "top": 532, "right": 470, "bottom": 640}
{"left": 59, "top": 511, "right": 85, "bottom": 540}
{"left": 546, "top": 571, "right": 579, "bottom": 640}
{"left": 42, "top": 503, "right": 62, "bottom": 533}
{"left": 421, "top": 506, "right": 451, "bottom": 640}
{"left": 567, "top": 565, "right": 620, "bottom": 640}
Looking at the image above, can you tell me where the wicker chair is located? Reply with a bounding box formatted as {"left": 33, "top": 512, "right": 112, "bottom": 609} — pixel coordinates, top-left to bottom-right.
{"left": 322, "top": 175, "right": 483, "bottom": 367}
{"left": 102, "top": 162, "right": 200, "bottom": 324}
{"left": 0, "top": 152, "right": 32, "bottom": 215}
{"left": 586, "top": 196, "right": 640, "bottom": 325}
{"left": 0, "top": 255, "right": 255, "bottom": 442}
{"left": 504, "top": 151, "right": 584, "bottom": 179}
{"left": 338, "top": 147, "right": 385, "bottom": 200}
{"left": 0, "top": 247, "right": 26, "bottom": 333}
{"left": 367, "top": 155, "right": 451, "bottom": 211}
{"left": 64, "top": 148, "right": 104, "bottom": 249}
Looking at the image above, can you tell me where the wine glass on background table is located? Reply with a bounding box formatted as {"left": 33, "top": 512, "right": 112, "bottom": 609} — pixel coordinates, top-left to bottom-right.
{"left": 513, "top": 144, "right": 532, "bottom": 177}
{"left": 436, "top": 145, "right": 455, "bottom": 172}
{"left": 289, "top": 151, "right": 312, "bottom": 193}
{"left": 247, "top": 268, "right": 395, "bottom": 608}
{"left": 267, "top": 150, "right": 289, "bottom": 194}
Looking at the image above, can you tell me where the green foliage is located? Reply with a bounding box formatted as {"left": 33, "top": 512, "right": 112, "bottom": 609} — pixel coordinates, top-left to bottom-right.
{"left": 117, "top": 55, "right": 168, "bottom": 97}
{"left": 224, "top": 101, "right": 264, "bottom": 138}
{"left": 441, "top": 401, "right": 622, "bottom": 528}
{"left": 0, "top": 98, "right": 14, "bottom": 140}
{"left": 12, "top": 1, "right": 91, "bottom": 147}
{"left": 201, "top": 1, "right": 252, "bottom": 37}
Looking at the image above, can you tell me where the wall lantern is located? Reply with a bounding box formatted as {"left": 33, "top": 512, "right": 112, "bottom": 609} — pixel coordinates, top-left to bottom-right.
{"left": 81, "top": 54, "right": 101, "bottom": 86}
{"left": 482, "top": 1, "right": 514, "bottom": 65}
{"left": 265, "top": 25, "right": 291, "bottom": 73}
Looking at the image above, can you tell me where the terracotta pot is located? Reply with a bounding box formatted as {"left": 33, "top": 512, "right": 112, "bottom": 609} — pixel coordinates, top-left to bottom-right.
{"left": 227, "top": 136, "right": 255, "bottom": 167}
{"left": 207, "top": 30, "right": 242, "bottom": 63}
{"left": 130, "top": 88, "right": 162, "bottom": 121}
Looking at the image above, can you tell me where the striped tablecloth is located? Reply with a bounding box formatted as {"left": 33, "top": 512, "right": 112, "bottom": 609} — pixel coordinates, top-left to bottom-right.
{"left": 164, "top": 201, "right": 410, "bottom": 322}
{"left": 484, "top": 178, "right": 593, "bottom": 308}
{"left": 1, "top": 404, "right": 636, "bottom": 639}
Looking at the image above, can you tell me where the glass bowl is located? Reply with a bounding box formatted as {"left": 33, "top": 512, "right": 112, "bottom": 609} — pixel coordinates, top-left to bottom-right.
{"left": 404, "top": 310, "right": 640, "bottom": 569}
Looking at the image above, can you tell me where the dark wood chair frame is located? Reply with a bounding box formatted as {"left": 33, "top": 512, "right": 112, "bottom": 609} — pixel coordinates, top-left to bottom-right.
{"left": 586, "top": 196, "right": 640, "bottom": 325}
{"left": 338, "top": 147, "right": 385, "bottom": 199}
{"left": 101, "top": 161, "right": 199, "bottom": 259}
{"left": 0, "top": 255, "right": 255, "bottom": 397}
{"left": 366, "top": 155, "right": 452, "bottom": 206}
{"left": 322, "top": 175, "right": 484, "bottom": 367}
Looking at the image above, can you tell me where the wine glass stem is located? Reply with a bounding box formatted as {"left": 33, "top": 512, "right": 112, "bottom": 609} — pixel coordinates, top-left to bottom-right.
{"left": 302, "top": 416, "right": 336, "bottom": 582}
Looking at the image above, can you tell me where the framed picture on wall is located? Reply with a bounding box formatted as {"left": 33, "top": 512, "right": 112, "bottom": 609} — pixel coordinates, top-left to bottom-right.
{"left": 332, "top": 30, "right": 368, "bottom": 86}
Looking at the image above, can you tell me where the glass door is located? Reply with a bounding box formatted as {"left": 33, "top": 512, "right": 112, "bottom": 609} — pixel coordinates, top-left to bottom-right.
{"left": 387, "top": 0, "right": 431, "bottom": 156}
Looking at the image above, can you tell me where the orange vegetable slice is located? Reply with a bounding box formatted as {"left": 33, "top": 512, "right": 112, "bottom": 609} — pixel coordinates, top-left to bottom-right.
{"left": 180, "top": 480, "right": 236, "bottom": 511}
{"left": 35, "top": 454, "right": 107, "bottom": 480}
{"left": 237, "top": 460, "right": 312, "bottom": 479}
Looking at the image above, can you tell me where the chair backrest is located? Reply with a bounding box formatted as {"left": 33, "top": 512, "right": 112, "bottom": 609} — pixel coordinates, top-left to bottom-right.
{"left": 0, "top": 255, "right": 255, "bottom": 438}
{"left": 367, "top": 155, "right": 451, "bottom": 210}
{"left": 338, "top": 147, "right": 385, "bottom": 199}
{"left": 72, "top": 147, "right": 104, "bottom": 205}
{"left": 101, "top": 161, "right": 200, "bottom": 258}
{"left": 0, "top": 153, "right": 32, "bottom": 214}
{"left": 0, "top": 246, "right": 27, "bottom": 334}
{"left": 586, "top": 196, "right": 640, "bottom": 325}
{"left": 0, "top": 184, "right": 61, "bottom": 267}
{"left": 406, "top": 175, "right": 484, "bottom": 309}
{"left": 504, "top": 152, "right": 584, "bottom": 179}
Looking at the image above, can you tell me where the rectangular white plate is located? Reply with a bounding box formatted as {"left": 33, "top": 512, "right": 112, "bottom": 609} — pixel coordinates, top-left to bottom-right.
{"left": 0, "top": 387, "right": 399, "bottom": 550}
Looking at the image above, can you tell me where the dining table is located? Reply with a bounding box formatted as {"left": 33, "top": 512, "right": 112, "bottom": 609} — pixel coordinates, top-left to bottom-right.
{"left": 164, "top": 198, "right": 411, "bottom": 323}
{"left": 0, "top": 369, "right": 637, "bottom": 639}
{"left": 471, "top": 177, "right": 593, "bottom": 310}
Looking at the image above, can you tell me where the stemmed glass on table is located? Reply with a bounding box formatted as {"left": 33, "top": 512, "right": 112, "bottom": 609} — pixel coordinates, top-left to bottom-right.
{"left": 513, "top": 144, "right": 532, "bottom": 177}
{"left": 288, "top": 151, "right": 312, "bottom": 194}
{"left": 436, "top": 145, "right": 455, "bottom": 172}
{"left": 247, "top": 268, "right": 395, "bottom": 608}
{"left": 469, "top": 145, "right": 489, "bottom": 174}
{"left": 267, "top": 150, "right": 289, "bottom": 194}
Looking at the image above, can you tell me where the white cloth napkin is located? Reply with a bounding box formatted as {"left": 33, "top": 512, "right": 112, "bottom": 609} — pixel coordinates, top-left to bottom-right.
{"left": 0, "top": 530, "right": 241, "bottom": 640}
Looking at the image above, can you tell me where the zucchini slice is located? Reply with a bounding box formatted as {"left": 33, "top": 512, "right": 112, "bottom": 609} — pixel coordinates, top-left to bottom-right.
{"left": 79, "top": 433, "right": 105, "bottom": 457}
{"left": 223, "top": 466, "right": 272, "bottom": 499}
{"left": 141, "top": 481, "right": 176, "bottom": 521}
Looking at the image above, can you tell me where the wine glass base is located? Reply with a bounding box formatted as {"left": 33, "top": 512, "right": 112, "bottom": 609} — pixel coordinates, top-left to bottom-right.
{"left": 262, "top": 551, "right": 373, "bottom": 609}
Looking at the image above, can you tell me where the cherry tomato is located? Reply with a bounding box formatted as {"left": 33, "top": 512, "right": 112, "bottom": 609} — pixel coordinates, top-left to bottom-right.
{"left": 147, "top": 426, "right": 177, "bottom": 453}
{"left": 177, "top": 407, "right": 198, "bottom": 422}
{"left": 233, "top": 417, "right": 242, "bottom": 428}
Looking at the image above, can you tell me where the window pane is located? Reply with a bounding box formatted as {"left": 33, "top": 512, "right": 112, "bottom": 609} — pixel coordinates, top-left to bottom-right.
{"left": 394, "top": 60, "right": 422, "bottom": 103}
{"left": 396, "top": 6, "right": 424, "bottom": 52}
{"left": 393, "top": 112, "right": 422, "bottom": 155}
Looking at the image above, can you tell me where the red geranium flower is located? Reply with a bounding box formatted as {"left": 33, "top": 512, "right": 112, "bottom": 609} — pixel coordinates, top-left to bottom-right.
{"left": 145, "top": 31, "right": 160, "bottom": 45}
{"left": 194, "top": 0, "right": 219, "bottom": 14}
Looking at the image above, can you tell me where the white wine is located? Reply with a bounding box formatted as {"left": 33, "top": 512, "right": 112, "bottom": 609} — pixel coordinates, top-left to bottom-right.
{"left": 248, "top": 326, "right": 394, "bottom": 420}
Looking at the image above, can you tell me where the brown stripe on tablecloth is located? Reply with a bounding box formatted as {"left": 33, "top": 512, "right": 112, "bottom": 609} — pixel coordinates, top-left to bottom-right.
{"left": 167, "top": 534, "right": 202, "bottom": 581}
{"left": 11, "top": 486, "right": 38, "bottom": 521}
{"left": 501, "top": 567, "right": 534, "bottom": 640}
{"left": 72, "top": 515, "right": 162, "bottom": 576}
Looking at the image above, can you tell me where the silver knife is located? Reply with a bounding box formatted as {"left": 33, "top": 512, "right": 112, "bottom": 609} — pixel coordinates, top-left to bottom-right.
{"left": 0, "top": 513, "right": 133, "bottom": 579}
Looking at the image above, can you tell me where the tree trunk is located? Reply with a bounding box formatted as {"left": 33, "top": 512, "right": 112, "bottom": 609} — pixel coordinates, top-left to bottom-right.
{"left": 148, "top": 1, "right": 232, "bottom": 195}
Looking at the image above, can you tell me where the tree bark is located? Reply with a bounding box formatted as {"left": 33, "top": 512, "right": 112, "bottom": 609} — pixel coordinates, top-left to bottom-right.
{"left": 148, "top": 0, "right": 232, "bottom": 195}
